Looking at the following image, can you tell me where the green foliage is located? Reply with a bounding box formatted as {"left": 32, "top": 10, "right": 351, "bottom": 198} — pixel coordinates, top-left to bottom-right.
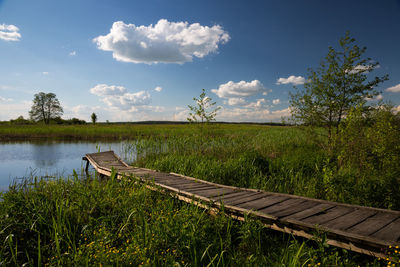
{"left": 332, "top": 105, "right": 400, "bottom": 209}
{"left": 9, "top": 115, "right": 33, "bottom": 125}
{"left": 91, "top": 112, "right": 97, "bottom": 125}
{"left": 289, "top": 31, "right": 388, "bottom": 140}
{"left": 187, "top": 89, "right": 221, "bottom": 123}
{"left": 29, "top": 92, "right": 64, "bottom": 124}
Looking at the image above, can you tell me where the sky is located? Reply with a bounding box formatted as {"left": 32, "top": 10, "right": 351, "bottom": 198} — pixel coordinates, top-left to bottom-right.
{"left": 0, "top": 0, "right": 399, "bottom": 122}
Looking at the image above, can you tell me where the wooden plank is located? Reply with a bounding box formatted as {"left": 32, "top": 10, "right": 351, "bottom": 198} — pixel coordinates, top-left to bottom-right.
{"left": 303, "top": 206, "right": 355, "bottom": 225}
{"left": 211, "top": 190, "right": 249, "bottom": 202}
{"left": 193, "top": 188, "right": 237, "bottom": 198}
{"left": 258, "top": 198, "right": 306, "bottom": 214}
{"left": 322, "top": 209, "right": 377, "bottom": 231}
{"left": 176, "top": 183, "right": 217, "bottom": 191}
{"left": 223, "top": 192, "right": 266, "bottom": 206}
{"left": 271, "top": 200, "right": 320, "bottom": 218}
{"left": 347, "top": 213, "right": 399, "bottom": 237}
{"left": 371, "top": 218, "right": 400, "bottom": 242}
{"left": 238, "top": 195, "right": 289, "bottom": 211}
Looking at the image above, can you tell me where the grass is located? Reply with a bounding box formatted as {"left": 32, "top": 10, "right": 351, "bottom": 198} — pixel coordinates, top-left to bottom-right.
{"left": 0, "top": 175, "right": 381, "bottom": 266}
{"left": 0, "top": 123, "right": 272, "bottom": 141}
{"left": 1, "top": 123, "right": 399, "bottom": 265}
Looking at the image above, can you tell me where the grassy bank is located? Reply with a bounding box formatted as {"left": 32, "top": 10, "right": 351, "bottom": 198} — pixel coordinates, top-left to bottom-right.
{"left": 1, "top": 123, "right": 399, "bottom": 265}
{"left": 0, "top": 123, "right": 277, "bottom": 141}
{"left": 0, "top": 175, "right": 380, "bottom": 266}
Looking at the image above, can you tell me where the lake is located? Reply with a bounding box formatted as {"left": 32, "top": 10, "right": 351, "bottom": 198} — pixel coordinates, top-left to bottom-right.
{"left": 0, "top": 140, "right": 136, "bottom": 191}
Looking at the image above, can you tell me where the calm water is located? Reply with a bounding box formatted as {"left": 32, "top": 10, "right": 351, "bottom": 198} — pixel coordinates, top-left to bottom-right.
{"left": 0, "top": 141, "right": 136, "bottom": 191}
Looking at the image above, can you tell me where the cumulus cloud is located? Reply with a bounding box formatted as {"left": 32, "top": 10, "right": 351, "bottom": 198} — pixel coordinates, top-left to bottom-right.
{"left": 90, "top": 84, "right": 126, "bottom": 96}
{"left": 245, "top": 99, "right": 266, "bottom": 109}
{"left": 0, "top": 24, "right": 21, "bottom": 41}
{"left": 272, "top": 99, "right": 280, "bottom": 105}
{"left": 218, "top": 107, "right": 291, "bottom": 122}
{"left": 226, "top": 98, "right": 246, "bottom": 106}
{"left": 42, "top": 72, "right": 49, "bottom": 75}
{"left": 69, "top": 51, "right": 76, "bottom": 56}
{"left": 154, "top": 86, "right": 162, "bottom": 92}
{"left": 212, "top": 80, "right": 265, "bottom": 99}
{"left": 90, "top": 84, "right": 154, "bottom": 113}
{"left": 93, "top": 19, "right": 230, "bottom": 64}
{"left": 276, "top": 75, "right": 305, "bottom": 85}
{"left": 386, "top": 83, "right": 400, "bottom": 93}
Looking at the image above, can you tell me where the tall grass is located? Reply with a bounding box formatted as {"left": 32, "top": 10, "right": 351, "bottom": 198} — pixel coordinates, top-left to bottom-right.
{"left": 0, "top": 175, "right": 378, "bottom": 266}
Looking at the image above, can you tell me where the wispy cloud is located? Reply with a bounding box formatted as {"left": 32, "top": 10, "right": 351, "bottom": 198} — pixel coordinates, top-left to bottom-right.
{"left": 0, "top": 24, "right": 21, "bottom": 41}
{"left": 276, "top": 75, "right": 305, "bottom": 85}
{"left": 272, "top": 99, "right": 280, "bottom": 105}
{"left": 42, "top": 72, "right": 49, "bottom": 75}
{"left": 154, "top": 86, "right": 162, "bottom": 92}
{"left": 93, "top": 19, "right": 230, "bottom": 64}
{"left": 69, "top": 51, "right": 76, "bottom": 56}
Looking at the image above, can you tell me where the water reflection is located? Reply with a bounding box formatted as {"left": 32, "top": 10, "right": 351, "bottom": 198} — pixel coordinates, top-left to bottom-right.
{"left": 32, "top": 142, "right": 59, "bottom": 167}
{"left": 0, "top": 140, "right": 134, "bottom": 191}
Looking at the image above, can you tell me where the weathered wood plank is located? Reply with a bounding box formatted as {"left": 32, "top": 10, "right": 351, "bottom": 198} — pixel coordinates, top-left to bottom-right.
{"left": 347, "top": 213, "right": 399, "bottom": 237}
{"left": 238, "top": 195, "right": 289, "bottom": 211}
{"left": 271, "top": 200, "right": 320, "bottom": 218}
{"left": 191, "top": 188, "right": 237, "bottom": 198}
{"left": 282, "top": 203, "right": 335, "bottom": 221}
{"left": 303, "top": 206, "right": 355, "bottom": 225}
{"left": 211, "top": 190, "right": 249, "bottom": 202}
{"left": 371, "top": 218, "right": 400, "bottom": 242}
{"left": 322, "top": 209, "right": 377, "bottom": 231}
{"left": 223, "top": 192, "right": 266, "bottom": 206}
{"left": 258, "top": 198, "right": 306, "bottom": 214}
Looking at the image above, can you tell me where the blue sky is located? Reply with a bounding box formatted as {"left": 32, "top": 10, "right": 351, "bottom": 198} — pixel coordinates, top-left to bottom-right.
{"left": 0, "top": 0, "right": 399, "bottom": 122}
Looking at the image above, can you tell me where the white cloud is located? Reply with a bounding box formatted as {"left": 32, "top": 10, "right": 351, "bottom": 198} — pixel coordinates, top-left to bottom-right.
{"left": 103, "top": 91, "right": 151, "bottom": 111}
{"left": 276, "top": 75, "right": 305, "bottom": 85}
{"left": 272, "top": 99, "right": 280, "bottom": 105}
{"left": 42, "top": 72, "right": 49, "bottom": 75}
{"left": 218, "top": 107, "right": 291, "bottom": 122}
{"left": 90, "top": 84, "right": 154, "bottom": 113}
{"left": 245, "top": 98, "right": 266, "bottom": 109}
{"left": 69, "top": 51, "right": 76, "bottom": 56}
{"left": 226, "top": 98, "right": 246, "bottom": 106}
{"left": 0, "top": 24, "right": 21, "bottom": 41}
{"left": 93, "top": 19, "right": 230, "bottom": 64}
{"left": 386, "top": 83, "right": 400, "bottom": 93}
{"left": 90, "top": 84, "right": 126, "bottom": 96}
{"left": 347, "top": 64, "right": 379, "bottom": 74}
{"left": 212, "top": 80, "right": 265, "bottom": 99}
{"left": 154, "top": 86, "right": 162, "bottom": 92}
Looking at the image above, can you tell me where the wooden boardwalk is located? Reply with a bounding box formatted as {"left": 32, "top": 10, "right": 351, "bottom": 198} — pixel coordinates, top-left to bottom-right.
{"left": 83, "top": 151, "right": 400, "bottom": 258}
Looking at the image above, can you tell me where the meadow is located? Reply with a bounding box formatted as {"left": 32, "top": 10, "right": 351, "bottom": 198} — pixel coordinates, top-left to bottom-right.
{"left": 0, "top": 122, "right": 399, "bottom": 266}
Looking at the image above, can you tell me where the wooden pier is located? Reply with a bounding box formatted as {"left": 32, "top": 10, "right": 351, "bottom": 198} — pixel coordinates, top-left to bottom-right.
{"left": 83, "top": 151, "right": 400, "bottom": 258}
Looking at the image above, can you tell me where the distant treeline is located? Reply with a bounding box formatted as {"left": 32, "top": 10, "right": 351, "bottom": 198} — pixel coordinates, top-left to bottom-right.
{"left": 1, "top": 116, "right": 288, "bottom": 126}
{"left": 3, "top": 116, "right": 86, "bottom": 125}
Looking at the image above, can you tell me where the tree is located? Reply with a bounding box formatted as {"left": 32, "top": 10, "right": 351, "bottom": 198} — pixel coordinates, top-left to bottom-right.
{"left": 289, "top": 32, "right": 388, "bottom": 140}
{"left": 29, "top": 92, "right": 63, "bottom": 124}
{"left": 187, "top": 89, "right": 220, "bottom": 123}
{"left": 91, "top": 112, "right": 97, "bottom": 124}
